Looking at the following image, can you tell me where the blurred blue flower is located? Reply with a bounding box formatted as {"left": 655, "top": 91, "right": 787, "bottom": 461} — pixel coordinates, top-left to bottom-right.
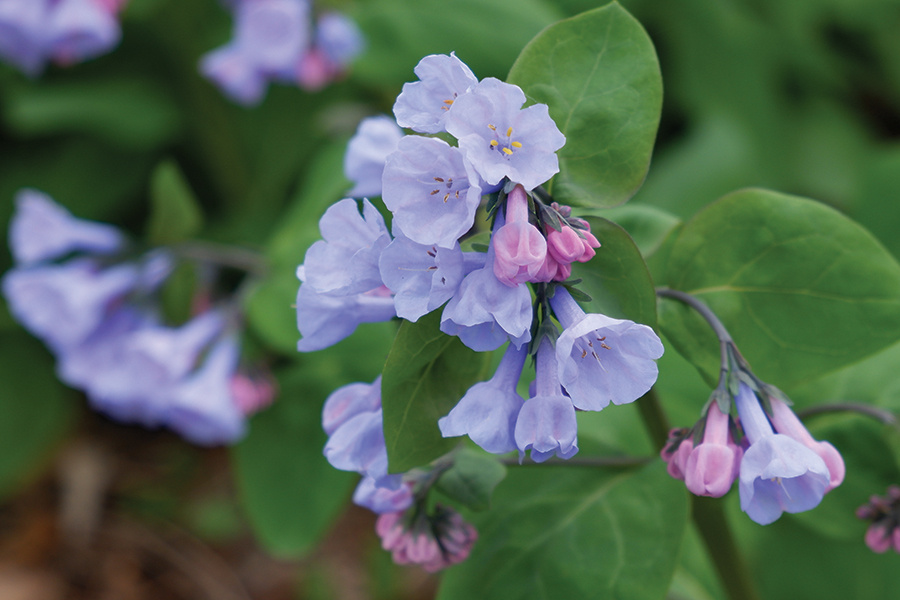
{"left": 344, "top": 115, "right": 404, "bottom": 198}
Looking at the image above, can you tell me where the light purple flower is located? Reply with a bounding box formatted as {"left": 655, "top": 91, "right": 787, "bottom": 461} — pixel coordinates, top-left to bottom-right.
{"left": 322, "top": 377, "right": 383, "bottom": 436}
{"left": 550, "top": 287, "right": 663, "bottom": 411}
{"left": 2, "top": 259, "right": 139, "bottom": 353}
{"left": 344, "top": 115, "right": 405, "bottom": 198}
{"left": 301, "top": 198, "right": 391, "bottom": 296}
{"left": 381, "top": 135, "right": 483, "bottom": 249}
{"left": 514, "top": 337, "right": 578, "bottom": 463}
{"left": 0, "top": 0, "right": 45, "bottom": 76}
{"left": 683, "top": 402, "right": 743, "bottom": 498}
{"left": 165, "top": 335, "right": 246, "bottom": 446}
{"left": 491, "top": 184, "right": 546, "bottom": 286}
{"left": 444, "top": 77, "right": 565, "bottom": 191}
{"left": 353, "top": 475, "right": 414, "bottom": 514}
{"left": 48, "top": 0, "right": 120, "bottom": 67}
{"left": 295, "top": 271, "right": 395, "bottom": 352}
{"left": 315, "top": 12, "right": 363, "bottom": 68}
{"left": 393, "top": 52, "right": 478, "bottom": 134}
{"left": 439, "top": 343, "right": 527, "bottom": 454}
{"left": 324, "top": 408, "right": 388, "bottom": 479}
{"left": 8, "top": 189, "right": 125, "bottom": 266}
{"left": 199, "top": 45, "right": 268, "bottom": 105}
{"left": 439, "top": 219, "right": 532, "bottom": 352}
{"left": 735, "top": 382, "right": 830, "bottom": 525}
{"left": 379, "top": 234, "right": 484, "bottom": 322}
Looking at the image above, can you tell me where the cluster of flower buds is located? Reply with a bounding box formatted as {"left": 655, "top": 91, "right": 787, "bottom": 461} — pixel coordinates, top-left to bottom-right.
{"left": 0, "top": 0, "right": 127, "bottom": 76}
{"left": 857, "top": 485, "right": 900, "bottom": 554}
{"left": 322, "top": 377, "right": 477, "bottom": 571}
{"left": 661, "top": 314, "right": 845, "bottom": 525}
{"left": 200, "top": 0, "right": 364, "bottom": 105}
{"left": 299, "top": 52, "right": 664, "bottom": 465}
{"left": 2, "top": 189, "right": 274, "bottom": 445}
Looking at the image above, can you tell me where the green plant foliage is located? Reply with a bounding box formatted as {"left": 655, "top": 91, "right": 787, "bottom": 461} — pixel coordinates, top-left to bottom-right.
{"left": 570, "top": 216, "right": 657, "bottom": 327}
{"left": 146, "top": 159, "right": 204, "bottom": 245}
{"left": 660, "top": 188, "right": 900, "bottom": 387}
{"left": 437, "top": 461, "right": 688, "bottom": 600}
{"left": 435, "top": 449, "right": 507, "bottom": 512}
{"left": 508, "top": 2, "right": 662, "bottom": 208}
{"left": 381, "top": 311, "right": 492, "bottom": 473}
{"left": 0, "top": 332, "right": 75, "bottom": 500}
{"left": 232, "top": 364, "right": 356, "bottom": 558}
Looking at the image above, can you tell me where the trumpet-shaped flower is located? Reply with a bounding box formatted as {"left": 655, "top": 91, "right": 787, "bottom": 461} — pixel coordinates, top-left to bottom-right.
{"left": 393, "top": 52, "right": 478, "bottom": 134}
{"left": 491, "top": 184, "right": 546, "bottom": 286}
{"left": 445, "top": 77, "right": 565, "bottom": 191}
{"left": 344, "top": 115, "right": 404, "bottom": 198}
{"left": 381, "top": 135, "right": 483, "bottom": 249}
{"left": 683, "top": 402, "right": 743, "bottom": 497}
{"left": 439, "top": 343, "right": 527, "bottom": 454}
{"left": 550, "top": 288, "right": 663, "bottom": 411}
{"left": 735, "top": 383, "right": 830, "bottom": 525}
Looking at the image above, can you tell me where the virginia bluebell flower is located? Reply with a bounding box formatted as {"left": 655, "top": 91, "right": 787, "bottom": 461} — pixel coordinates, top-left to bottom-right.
{"left": 439, "top": 343, "right": 527, "bottom": 454}
{"left": 344, "top": 115, "right": 404, "bottom": 198}
{"left": 735, "top": 382, "right": 830, "bottom": 525}
{"left": 376, "top": 504, "right": 477, "bottom": 572}
{"left": 550, "top": 287, "right": 664, "bottom": 411}
{"left": 682, "top": 402, "right": 743, "bottom": 497}
{"left": 381, "top": 135, "right": 483, "bottom": 248}
{"left": 393, "top": 52, "right": 478, "bottom": 134}
{"left": 444, "top": 77, "right": 565, "bottom": 191}
{"left": 491, "top": 184, "right": 547, "bottom": 286}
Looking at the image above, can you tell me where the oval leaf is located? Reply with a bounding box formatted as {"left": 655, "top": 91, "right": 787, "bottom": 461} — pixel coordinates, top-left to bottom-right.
{"left": 661, "top": 188, "right": 900, "bottom": 386}
{"left": 382, "top": 311, "right": 492, "bottom": 473}
{"left": 437, "top": 462, "right": 688, "bottom": 600}
{"left": 507, "top": 2, "right": 662, "bottom": 208}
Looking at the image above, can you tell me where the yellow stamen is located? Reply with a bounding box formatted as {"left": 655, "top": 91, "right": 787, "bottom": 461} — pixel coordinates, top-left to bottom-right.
{"left": 443, "top": 99, "right": 454, "bottom": 105}
{"left": 506, "top": 127, "right": 513, "bottom": 137}
{"left": 488, "top": 124, "right": 497, "bottom": 131}
{"left": 511, "top": 141, "right": 522, "bottom": 148}
{"left": 502, "top": 147, "right": 514, "bottom": 156}
{"left": 490, "top": 140, "right": 499, "bottom": 147}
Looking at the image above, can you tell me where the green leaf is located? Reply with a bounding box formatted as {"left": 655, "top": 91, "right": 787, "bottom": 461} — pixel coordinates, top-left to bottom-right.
{"left": 146, "top": 160, "right": 203, "bottom": 245}
{"left": 382, "top": 311, "right": 492, "bottom": 473}
{"left": 232, "top": 364, "right": 355, "bottom": 558}
{"left": 437, "top": 461, "right": 688, "bottom": 600}
{"left": 570, "top": 217, "right": 657, "bottom": 327}
{"left": 436, "top": 449, "right": 507, "bottom": 512}
{"left": 661, "top": 188, "right": 900, "bottom": 387}
{"left": 508, "top": 2, "right": 662, "bottom": 208}
{"left": 596, "top": 204, "right": 682, "bottom": 258}
{"left": 0, "top": 332, "right": 75, "bottom": 500}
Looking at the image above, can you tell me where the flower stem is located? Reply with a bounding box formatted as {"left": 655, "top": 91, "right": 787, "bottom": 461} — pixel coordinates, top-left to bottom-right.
{"left": 797, "top": 402, "right": 897, "bottom": 426}
{"left": 691, "top": 496, "right": 762, "bottom": 600}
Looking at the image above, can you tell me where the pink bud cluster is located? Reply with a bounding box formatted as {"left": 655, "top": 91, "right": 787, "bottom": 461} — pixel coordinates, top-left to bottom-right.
{"left": 375, "top": 505, "right": 478, "bottom": 572}
{"left": 492, "top": 184, "right": 599, "bottom": 287}
{"left": 857, "top": 485, "right": 900, "bottom": 554}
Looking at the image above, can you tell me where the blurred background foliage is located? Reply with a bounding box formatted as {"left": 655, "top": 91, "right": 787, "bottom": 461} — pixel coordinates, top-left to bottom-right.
{"left": 1, "top": 0, "right": 899, "bottom": 598}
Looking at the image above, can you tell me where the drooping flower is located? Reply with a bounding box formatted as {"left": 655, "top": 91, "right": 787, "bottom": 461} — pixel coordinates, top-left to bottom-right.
{"left": 660, "top": 427, "right": 695, "bottom": 481}
{"left": 344, "top": 115, "right": 404, "bottom": 198}
{"left": 683, "top": 402, "right": 743, "bottom": 498}
{"left": 353, "top": 475, "right": 414, "bottom": 514}
{"left": 857, "top": 486, "right": 900, "bottom": 554}
{"left": 313, "top": 12, "right": 364, "bottom": 72}
{"left": 445, "top": 77, "right": 565, "bottom": 191}
{"left": 491, "top": 184, "right": 546, "bottom": 286}
{"left": 734, "top": 382, "right": 830, "bottom": 525}
{"left": 381, "top": 135, "right": 483, "bottom": 249}
{"left": 376, "top": 504, "right": 477, "bottom": 572}
{"left": 439, "top": 343, "right": 527, "bottom": 454}
{"left": 393, "top": 52, "right": 478, "bottom": 134}
{"left": 514, "top": 337, "right": 578, "bottom": 463}
{"left": 550, "top": 287, "right": 663, "bottom": 411}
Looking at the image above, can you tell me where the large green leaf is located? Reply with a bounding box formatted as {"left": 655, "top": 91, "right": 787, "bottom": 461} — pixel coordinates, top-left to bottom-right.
{"left": 507, "top": 2, "right": 662, "bottom": 208}
{"left": 570, "top": 216, "right": 657, "bottom": 327}
{"left": 660, "top": 188, "right": 900, "bottom": 387}
{"left": 0, "top": 332, "right": 75, "bottom": 500}
{"left": 437, "top": 462, "right": 688, "bottom": 600}
{"left": 232, "top": 364, "right": 355, "bottom": 558}
{"left": 381, "top": 311, "right": 492, "bottom": 473}
{"left": 146, "top": 160, "right": 204, "bottom": 245}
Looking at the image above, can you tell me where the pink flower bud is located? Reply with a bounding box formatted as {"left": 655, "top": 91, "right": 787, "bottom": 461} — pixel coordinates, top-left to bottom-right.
{"left": 769, "top": 397, "right": 845, "bottom": 492}
{"left": 492, "top": 185, "right": 546, "bottom": 286}
{"left": 547, "top": 226, "right": 584, "bottom": 264}
{"left": 865, "top": 523, "right": 892, "bottom": 553}
{"left": 684, "top": 403, "right": 742, "bottom": 497}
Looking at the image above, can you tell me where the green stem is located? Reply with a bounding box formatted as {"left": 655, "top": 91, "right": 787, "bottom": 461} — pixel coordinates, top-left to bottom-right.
{"left": 691, "top": 497, "right": 762, "bottom": 600}
{"left": 637, "top": 388, "right": 670, "bottom": 451}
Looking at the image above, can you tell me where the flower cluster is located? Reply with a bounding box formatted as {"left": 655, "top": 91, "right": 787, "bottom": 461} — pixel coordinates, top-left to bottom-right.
{"left": 322, "top": 377, "right": 477, "bottom": 571}
{"left": 662, "top": 333, "right": 845, "bottom": 525}
{"left": 2, "top": 189, "right": 274, "bottom": 445}
{"left": 857, "top": 485, "right": 900, "bottom": 554}
{"left": 300, "top": 53, "right": 664, "bottom": 465}
{"left": 0, "top": 0, "right": 126, "bottom": 76}
{"left": 200, "top": 0, "right": 364, "bottom": 105}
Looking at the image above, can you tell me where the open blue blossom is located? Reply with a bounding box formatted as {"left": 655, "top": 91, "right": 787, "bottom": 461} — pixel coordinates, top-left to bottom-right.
{"left": 734, "top": 382, "right": 830, "bottom": 525}
{"left": 322, "top": 376, "right": 383, "bottom": 436}
{"left": 378, "top": 234, "right": 483, "bottom": 322}
{"left": 314, "top": 11, "right": 364, "bottom": 71}
{"left": 166, "top": 334, "right": 247, "bottom": 446}
{"left": 301, "top": 198, "right": 391, "bottom": 296}
{"left": 381, "top": 135, "right": 483, "bottom": 249}
{"left": 393, "top": 52, "right": 478, "bottom": 134}
{"left": 344, "top": 115, "right": 404, "bottom": 198}
{"left": 353, "top": 475, "right": 414, "bottom": 514}
{"left": 514, "top": 337, "right": 578, "bottom": 463}
{"left": 440, "top": 215, "right": 532, "bottom": 352}
{"left": 444, "top": 77, "right": 565, "bottom": 191}
{"left": 550, "top": 288, "right": 663, "bottom": 411}
{"left": 439, "top": 343, "right": 526, "bottom": 454}
{"left": 8, "top": 189, "right": 125, "bottom": 266}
